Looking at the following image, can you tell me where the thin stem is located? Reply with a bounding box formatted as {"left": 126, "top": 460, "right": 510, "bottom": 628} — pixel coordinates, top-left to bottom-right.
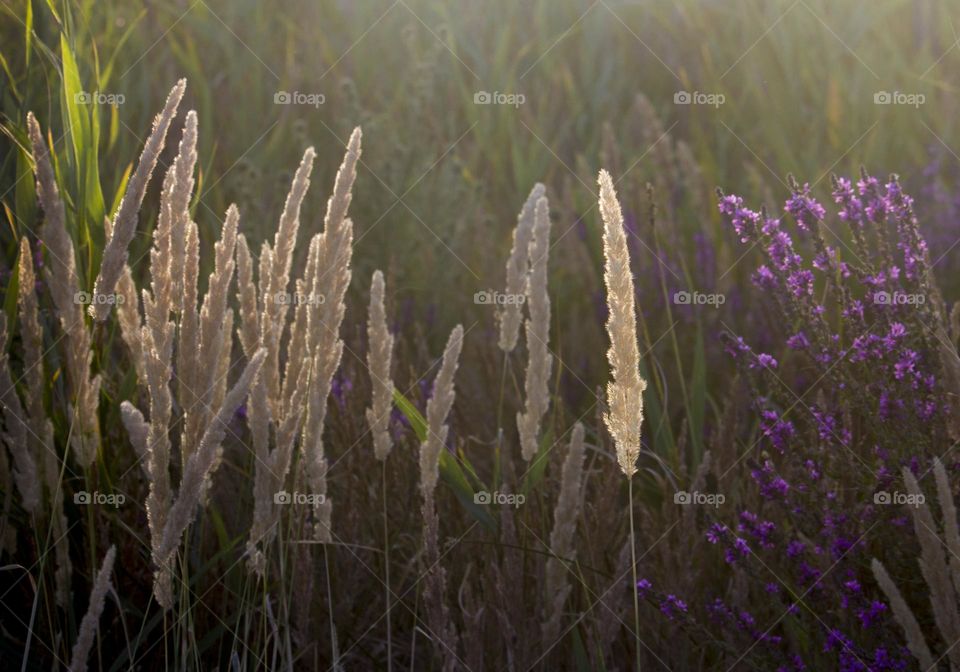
{"left": 495, "top": 350, "right": 509, "bottom": 488}
{"left": 324, "top": 543, "right": 337, "bottom": 668}
{"left": 19, "top": 521, "right": 40, "bottom": 672}
{"left": 650, "top": 211, "right": 691, "bottom": 470}
{"left": 383, "top": 460, "right": 392, "bottom": 672}
{"left": 496, "top": 350, "right": 509, "bottom": 430}
{"left": 259, "top": 580, "right": 268, "bottom": 669}
{"left": 409, "top": 587, "right": 419, "bottom": 669}
{"left": 163, "top": 610, "right": 169, "bottom": 668}
{"left": 628, "top": 477, "right": 641, "bottom": 672}
{"left": 86, "top": 484, "right": 99, "bottom": 670}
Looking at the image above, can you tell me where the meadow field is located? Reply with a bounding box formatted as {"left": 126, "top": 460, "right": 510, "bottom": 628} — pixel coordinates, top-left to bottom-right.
{"left": 2, "top": 0, "right": 960, "bottom": 669}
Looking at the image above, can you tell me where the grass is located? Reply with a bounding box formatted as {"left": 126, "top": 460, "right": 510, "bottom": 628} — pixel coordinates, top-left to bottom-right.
{"left": 1, "top": 0, "right": 959, "bottom": 669}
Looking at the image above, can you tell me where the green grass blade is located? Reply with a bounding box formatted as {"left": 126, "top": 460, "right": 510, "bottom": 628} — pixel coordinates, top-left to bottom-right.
{"left": 392, "top": 388, "right": 426, "bottom": 442}
{"left": 60, "top": 31, "right": 105, "bottom": 281}
{"left": 24, "top": 0, "right": 33, "bottom": 70}
{"left": 521, "top": 428, "right": 554, "bottom": 496}
{"left": 689, "top": 325, "right": 706, "bottom": 465}
{"left": 15, "top": 144, "right": 37, "bottom": 239}
{"left": 393, "top": 388, "right": 496, "bottom": 531}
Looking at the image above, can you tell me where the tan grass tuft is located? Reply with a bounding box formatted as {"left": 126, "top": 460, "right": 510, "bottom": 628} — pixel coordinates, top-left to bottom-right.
{"left": 91, "top": 79, "right": 185, "bottom": 321}
{"left": 301, "top": 127, "right": 361, "bottom": 541}
{"left": 0, "top": 314, "right": 39, "bottom": 512}
{"left": 499, "top": 183, "right": 545, "bottom": 352}
{"left": 420, "top": 324, "right": 464, "bottom": 499}
{"left": 902, "top": 466, "right": 960, "bottom": 663}
{"left": 543, "top": 422, "right": 586, "bottom": 644}
{"left": 517, "top": 196, "right": 553, "bottom": 461}
{"left": 157, "top": 349, "right": 265, "bottom": 564}
{"left": 872, "top": 558, "right": 934, "bottom": 670}
{"left": 418, "top": 326, "right": 464, "bottom": 669}
{"left": 17, "top": 238, "right": 72, "bottom": 603}
{"left": 69, "top": 545, "right": 116, "bottom": 672}
{"left": 597, "top": 169, "right": 647, "bottom": 478}
{"left": 366, "top": 270, "right": 395, "bottom": 461}
{"left": 26, "top": 113, "right": 101, "bottom": 466}
{"left": 933, "top": 457, "right": 960, "bottom": 597}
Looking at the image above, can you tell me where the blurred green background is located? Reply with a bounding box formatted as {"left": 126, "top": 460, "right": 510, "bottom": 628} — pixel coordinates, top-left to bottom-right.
{"left": 2, "top": 0, "right": 957, "bottom": 291}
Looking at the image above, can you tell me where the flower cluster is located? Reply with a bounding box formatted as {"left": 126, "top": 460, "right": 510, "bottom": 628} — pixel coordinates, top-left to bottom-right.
{"left": 670, "top": 172, "right": 957, "bottom": 669}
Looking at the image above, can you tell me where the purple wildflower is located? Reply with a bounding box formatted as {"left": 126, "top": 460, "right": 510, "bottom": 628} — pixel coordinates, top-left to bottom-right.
{"left": 785, "top": 182, "right": 825, "bottom": 231}
{"left": 659, "top": 594, "right": 688, "bottom": 620}
{"left": 636, "top": 578, "right": 653, "bottom": 598}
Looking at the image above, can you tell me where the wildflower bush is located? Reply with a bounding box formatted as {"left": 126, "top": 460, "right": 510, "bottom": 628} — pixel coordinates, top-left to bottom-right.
{"left": 2, "top": 1, "right": 960, "bottom": 670}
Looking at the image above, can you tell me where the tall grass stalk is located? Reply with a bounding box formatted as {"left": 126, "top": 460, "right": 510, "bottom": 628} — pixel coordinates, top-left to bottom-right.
{"left": 598, "top": 169, "right": 647, "bottom": 671}
{"left": 420, "top": 323, "right": 464, "bottom": 670}
{"left": 68, "top": 545, "right": 116, "bottom": 672}
{"left": 367, "top": 266, "right": 395, "bottom": 667}
{"left": 26, "top": 112, "right": 100, "bottom": 467}
{"left": 543, "top": 422, "right": 586, "bottom": 644}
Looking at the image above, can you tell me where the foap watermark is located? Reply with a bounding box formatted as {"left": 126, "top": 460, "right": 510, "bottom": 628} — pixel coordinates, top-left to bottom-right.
{"left": 674, "top": 90, "right": 725, "bottom": 108}
{"left": 274, "top": 91, "right": 325, "bottom": 108}
{"left": 74, "top": 490, "right": 125, "bottom": 507}
{"left": 474, "top": 490, "right": 525, "bottom": 508}
{"left": 473, "top": 91, "right": 526, "bottom": 108}
{"left": 874, "top": 490, "right": 925, "bottom": 508}
{"left": 74, "top": 291, "right": 125, "bottom": 306}
{"left": 674, "top": 490, "right": 725, "bottom": 508}
{"left": 474, "top": 289, "right": 525, "bottom": 306}
{"left": 273, "top": 291, "right": 325, "bottom": 306}
{"left": 75, "top": 91, "right": 125, "bottom": 106}
{"left": 874, "top": 291, "right": 925, "bottom": 306}
{"left": 673, "top": 290, "right": 725, "bottom": 308}
{"left": 873, "top": 91, "right": 925, "bottom": 108}
{"left": 274, "top": 490, "right": 326, "bottom": 505}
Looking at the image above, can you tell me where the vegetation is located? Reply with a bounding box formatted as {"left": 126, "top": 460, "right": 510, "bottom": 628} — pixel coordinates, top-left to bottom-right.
{"left": 1, "top": 1, "right": 959, "bottom": 669}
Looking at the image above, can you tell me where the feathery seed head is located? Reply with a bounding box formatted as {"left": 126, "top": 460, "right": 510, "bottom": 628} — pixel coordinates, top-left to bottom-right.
{"left": 420, "top": 324, "right": 464, "bottom": 499}
{"left": 69, "top": 545, "right": 117, "bottom": 672}
{"left": 92, "top": 79, "right": 186, "bottom": 321}
{"left": 598, "top": 169, "right": 647, "bottom": 478}
{"left": 872, "top": 558, "right": 934, "bottom": 670}
{"left": 0, "top": 313, "right": 39, "bottom": 512}
{"left": 366, "top": 270, "right": 395, "bottom": 461}
{"left": 499, "top": 183, "right": 545, "bottom": 352}
{"left": 543, "top": 422, "right": 587, "bottom": 641}
{"left": 517, "top": 195, "right": 553, "bottom": 461}
{"left": 157, "top": 348, "right": 266, "bottom": 565}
